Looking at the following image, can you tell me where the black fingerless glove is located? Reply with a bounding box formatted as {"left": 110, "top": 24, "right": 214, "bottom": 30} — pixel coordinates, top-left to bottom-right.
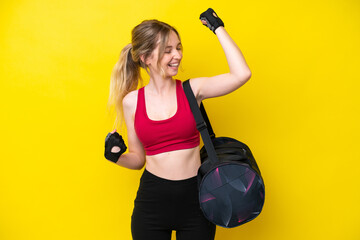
{"left": 104, "top": 132, "right": 127, "bottom": 163}
{"left": 200, "top": 8, "right": 224, "bottom": 34}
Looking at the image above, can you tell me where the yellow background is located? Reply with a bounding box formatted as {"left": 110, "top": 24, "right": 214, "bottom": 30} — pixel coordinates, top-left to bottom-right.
{"left": 1, "top": 0, "right": 359, "bottom": 239}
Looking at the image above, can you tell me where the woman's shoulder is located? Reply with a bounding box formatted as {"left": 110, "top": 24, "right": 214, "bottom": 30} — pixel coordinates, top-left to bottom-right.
{"left": 122, "top": 89, "right": 139, "bottom": 112}
{"left": 183, "top": 77, "right": 203, "bottom": 100}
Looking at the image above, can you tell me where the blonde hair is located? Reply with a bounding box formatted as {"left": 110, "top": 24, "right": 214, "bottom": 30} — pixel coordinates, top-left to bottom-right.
{"left": 107, "top": 19, "right": 181, "bottom": 128}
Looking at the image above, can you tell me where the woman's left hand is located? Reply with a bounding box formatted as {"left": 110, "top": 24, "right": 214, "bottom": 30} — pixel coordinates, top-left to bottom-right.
{"left": 199, "top": 8, "right": 224, "bottom": 34}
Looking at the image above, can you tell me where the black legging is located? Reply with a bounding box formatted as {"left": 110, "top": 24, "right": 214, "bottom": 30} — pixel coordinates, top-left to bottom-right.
{"left": 131, "top": 169, "right": 216, "bottom": 240}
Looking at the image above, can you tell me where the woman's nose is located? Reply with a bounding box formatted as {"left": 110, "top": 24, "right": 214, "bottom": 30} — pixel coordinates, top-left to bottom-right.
{"left": 174, "top": 50, "right": 182, "bottom": 59}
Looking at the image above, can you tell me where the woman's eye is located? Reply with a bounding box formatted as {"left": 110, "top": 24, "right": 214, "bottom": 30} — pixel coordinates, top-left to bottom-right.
{"left": 165, "top": 47, "right": 181, "bottom": 53}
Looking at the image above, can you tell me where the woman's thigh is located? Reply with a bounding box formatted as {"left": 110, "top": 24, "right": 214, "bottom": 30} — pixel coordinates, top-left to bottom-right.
{"left": 173, "top": 180, "right": 216, "bottom": 240}
{"left": 131, "top": 169, "right": 216, "bottom": 240}
{"left": 131, "top": 207, "right": 172, "bottom": 240}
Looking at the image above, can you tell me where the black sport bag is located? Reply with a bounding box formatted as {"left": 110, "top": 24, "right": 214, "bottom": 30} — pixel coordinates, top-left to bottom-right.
{"left": 183, "top": 80, "right": 265, "bottom": 228}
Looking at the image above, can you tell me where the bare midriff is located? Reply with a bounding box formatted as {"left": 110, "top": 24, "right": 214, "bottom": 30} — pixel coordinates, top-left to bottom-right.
{"left": 145, "top": 145, "right": 201, "bottom": 180}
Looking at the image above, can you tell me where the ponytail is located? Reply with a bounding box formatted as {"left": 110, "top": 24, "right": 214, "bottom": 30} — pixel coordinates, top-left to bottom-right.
{"left": 107, "top": 44, "right": 142, "bottom": 128}
{"left": 107, "top": 20, "right": 180, "bottom": 129}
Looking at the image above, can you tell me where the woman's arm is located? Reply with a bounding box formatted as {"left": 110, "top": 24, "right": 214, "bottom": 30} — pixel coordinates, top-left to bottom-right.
{"left": 190, "top": 11, "right": 252, "bottom": 101}
{"left": 114, "top": 90, "right": 146, "bottom": 170}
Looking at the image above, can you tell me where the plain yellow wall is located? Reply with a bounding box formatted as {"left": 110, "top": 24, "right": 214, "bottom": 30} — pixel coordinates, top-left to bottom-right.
{"left": 1, "top": 0, "right": 359, "bottom": 239}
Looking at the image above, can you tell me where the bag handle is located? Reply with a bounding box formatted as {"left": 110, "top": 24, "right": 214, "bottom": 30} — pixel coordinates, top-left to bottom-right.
{"left": 183, "top": 79, "right": 219, "bottom": 164}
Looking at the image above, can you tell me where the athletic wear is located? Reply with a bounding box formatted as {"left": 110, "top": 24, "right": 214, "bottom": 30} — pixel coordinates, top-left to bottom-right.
{"left": 104, "top": 132, "right": 127, "bottom": 163}
{"left": 131, "top": 169, "right": 216, "bottom": 240}
{"left": 134, "top": 80, "right": 200, "bottom": 156}
{"left": 131, "top": 80, "right": 214, "bottom": 239}
{"left": 200, "top": 8, "right": 224, "bottom": 34}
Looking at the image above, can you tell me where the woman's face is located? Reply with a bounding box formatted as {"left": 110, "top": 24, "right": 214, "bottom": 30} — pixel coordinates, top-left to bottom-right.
{"left": 146, "top": 30, "right": 183, "bottom": 78}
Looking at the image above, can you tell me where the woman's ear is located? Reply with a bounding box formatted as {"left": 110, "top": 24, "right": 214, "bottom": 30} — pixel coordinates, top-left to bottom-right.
{"left": 140, "top": 55, "right": 145, "bottom": 64}
{"left": 140, "top": 54, "right": 151, "bottom": 66}
{"left": 141, "top": 53, "right": 154, "bottom": 66}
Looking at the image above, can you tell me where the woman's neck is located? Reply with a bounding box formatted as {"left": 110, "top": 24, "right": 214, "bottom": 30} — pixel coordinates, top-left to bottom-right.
{"left": 147, "top": 76, "right": 176, "bottom": 96}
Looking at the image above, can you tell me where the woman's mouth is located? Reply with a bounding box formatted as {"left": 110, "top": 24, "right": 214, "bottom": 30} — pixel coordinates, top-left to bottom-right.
{"left": 168, "top": 63, "right": 179, "bottom": 68}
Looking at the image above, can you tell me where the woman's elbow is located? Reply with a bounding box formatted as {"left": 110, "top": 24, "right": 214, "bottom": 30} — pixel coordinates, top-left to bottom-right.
{"left": 133, "top": 154, "right": 146, "bottom": 170}
{"left": 134, "top": 161, "right": 145, "bottom": 170}
{"left": 235, "top": 71, "right": 251, "bottom": 87}
{"left": 243, "top": 71, "right": 252, "bottom": 82}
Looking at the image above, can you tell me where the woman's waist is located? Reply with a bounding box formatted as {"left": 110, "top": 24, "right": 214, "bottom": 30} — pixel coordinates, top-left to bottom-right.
{"left": 136, "top": 168, "right": 200, "bottom": 208}
{"left": 145, "top": 146, "right": 201, "bottom": 180}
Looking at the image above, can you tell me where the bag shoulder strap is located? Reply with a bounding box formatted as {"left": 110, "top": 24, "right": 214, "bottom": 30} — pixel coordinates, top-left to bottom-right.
{"left": 200, "top": 103, "right": 216, "bottom": 139}
{"left": 183, "top": 79, "right": 219, "bottom": 164}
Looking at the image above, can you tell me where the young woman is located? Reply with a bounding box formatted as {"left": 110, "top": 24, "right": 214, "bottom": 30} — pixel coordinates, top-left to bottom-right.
{"left": 104, "top": 8, "right": 251, "bottom": 240}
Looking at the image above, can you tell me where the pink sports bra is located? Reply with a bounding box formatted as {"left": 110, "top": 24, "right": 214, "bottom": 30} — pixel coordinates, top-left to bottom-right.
{"left": 134, "top": 80, "right": 200, "bottom": 156}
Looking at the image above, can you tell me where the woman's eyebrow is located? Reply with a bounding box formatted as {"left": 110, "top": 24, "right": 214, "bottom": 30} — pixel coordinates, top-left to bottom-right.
{"left": 166, "top": 43, "right": 182, "bottom": 48}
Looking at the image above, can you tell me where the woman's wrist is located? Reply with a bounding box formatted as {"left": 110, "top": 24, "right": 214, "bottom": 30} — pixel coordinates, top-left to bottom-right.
{"left": 214, "top": 26, "right": 225, "bottom": 35}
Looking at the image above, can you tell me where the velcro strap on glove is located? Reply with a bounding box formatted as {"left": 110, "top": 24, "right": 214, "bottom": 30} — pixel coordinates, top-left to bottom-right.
{"left": 200, "top": 8, "right": 224, "bottom": 34}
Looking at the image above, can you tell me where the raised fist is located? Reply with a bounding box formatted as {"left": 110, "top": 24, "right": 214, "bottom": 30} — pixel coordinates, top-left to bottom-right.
{"left": 200, "top": 8, "right": 224, "bottom": 34}
{"left": 104, "top": 131, "right": 127, "bottom": 163}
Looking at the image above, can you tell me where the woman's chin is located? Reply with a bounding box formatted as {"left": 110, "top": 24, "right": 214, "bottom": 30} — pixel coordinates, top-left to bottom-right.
{"left": 165, "top": 71, "right": 178, "bottom": 77}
